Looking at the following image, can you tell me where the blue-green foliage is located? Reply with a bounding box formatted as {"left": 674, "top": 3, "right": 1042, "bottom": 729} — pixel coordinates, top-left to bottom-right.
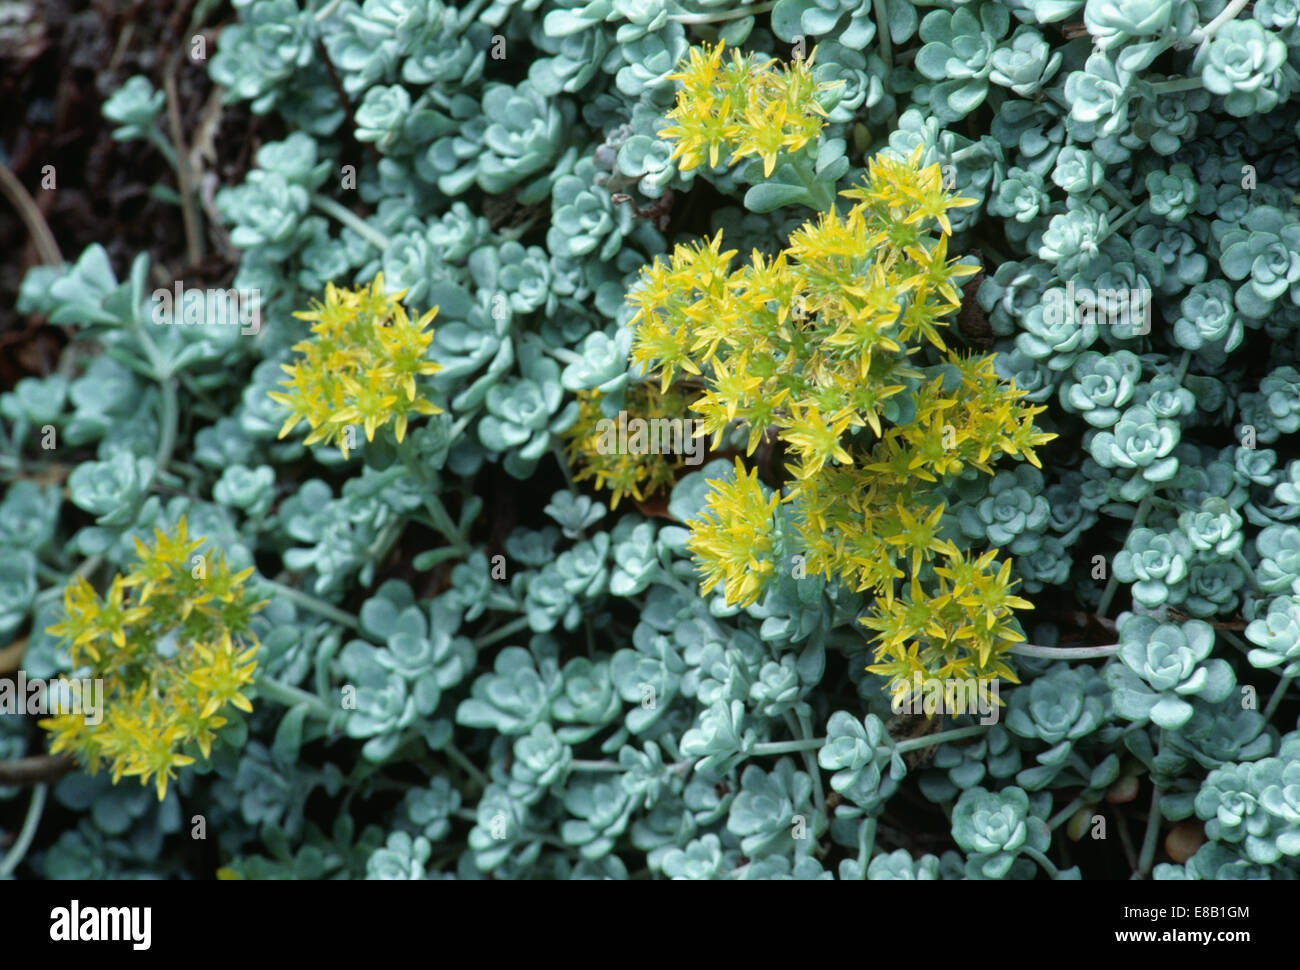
{"left": 6, "top": 0, "right": 1300, "bottom": 882}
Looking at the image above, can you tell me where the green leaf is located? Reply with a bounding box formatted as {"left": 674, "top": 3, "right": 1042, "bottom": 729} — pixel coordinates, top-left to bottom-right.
{"left": 743, "top": 180, "right": 808, "bottom": 212}
{"left": 273, "top": 703, "right": 311, "bottom": 763}
{"left": 413, "top": 547, "right": 463, "bottom": 570}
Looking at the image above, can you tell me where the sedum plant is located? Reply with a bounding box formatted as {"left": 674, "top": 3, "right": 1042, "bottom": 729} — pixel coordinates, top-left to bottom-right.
{"left": 658, "top": 40, "right": 832, "bottom": 179}
{"left": 627, "top": 100, "right": 1054, "bottom": 703}
{"left": 269, "top": 273, "right": 445, "bottom": 458}
{"left": 11, "top": 0, "right": 1300, "bottom": 885}
{"left": 561, "top": 381, "right": 701, "bottom": 509}
{"left": 41, "top": 519, "right": 265, "bottom": 800}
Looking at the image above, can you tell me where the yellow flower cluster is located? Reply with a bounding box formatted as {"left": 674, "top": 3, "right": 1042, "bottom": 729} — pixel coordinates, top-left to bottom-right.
{"left": 860, "top": 547, "right": 1032, "bottom": 702}
{"left": 42, "top": 518, "right": 265, "bottom": 800}
{"left": 628, "top": 53, "right": 1057, "bottom": 693}
{"left": 561, "top": 382, "right": 700, "bottom": 509}
{"left": 689, "top": 458, "right": 781, "bottom": 606}
{"left": 269, "top": 273, "right": 443, "bottom": 458}
{"left": 659, "top": 40, "right": 839, "bottom": 178}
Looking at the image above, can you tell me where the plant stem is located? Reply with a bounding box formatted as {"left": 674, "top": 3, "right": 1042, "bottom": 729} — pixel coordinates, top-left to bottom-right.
{"left": 259, "top": 578, "right": 361, "bottom": 631}
{"left": 1191, "top": 0, "right": 1249, "bottom": 47}
{"left": 450, "top": 414, "right": 472, "bottom": 440}
{"left": 657, "top": 564, "right": 730, "bottom": 642}
{"left": 0, "top": 162, "right": 62, "bottom": 265}
{"left": 580, "top": 735, "right": 831, "bottom": 768}
{"left": 445, "top": 743, "right": 490, "bottom": 789}
{"left": 872, "top": 0, "right": 893, "bottom": 70}
{"left": 255, "top": 676, "right": 334, "bottom": 720}
{"left": 1232, "top": 551, "right": 1260, "bottom": 592}
{"left": 545, "top": 346, "right": 582, "bottom": 365}
{"left": 398, "top": 438, "right": 471, "bottom": 554}
{"left": 1048, "top": 795, "right": 1089, "bottom": 831}
{"left": 499, "top": 216, "right": 538, "bottom": 242}
{"left": 0, "top": 754, "right": 77, "bottom": 787}
{"left": 789, "top": 709, "right": 825, "bottom": 819}
{"left": 1009, "top": 642, "right": 1120, "bottom": 660}
{"left": 315, "top": 631, "right": 341, "bottom": 702}
{"left": 1134, "top": 733, "right": 1166, "bottom": 878}
{"left": 1219, "top": 628, "right": 1253, "bottom": 656}
{"left": 1146, "top": 77, "right": 1206, "bottom": 95}
{"left": 35, "top": 561, "right": 66, "bottom": 586}
{"left": 947, "top": 143, "right": 984, "bottom": 164}
{"left": 573, "top": 756, "right": 702, "bottom": 775}
{"left": 857, "top": 815, "right": 877, "bottom": 878}
{"left": 475, "top": 616, "right": 532, "bottom": 649}
{"left": 671, "top": 1, "right": 775, "bottom": 24}
{"left": 364, "top": 515, "right": 406, "bottom": 566}
{"left": 311, "top": 194, "right": 392, "bottom": 251}
{"left": 163, "top": 60, "right": 203, "bottom": 267}
{"left": 1097, "top": 179, "right": 1131, "bottom": 209}
{"left": 1022, "top": 845, "right": 1062, "bottom": 879}
{"left": 552, "top": 441, "right": 578, "bottom": 492}
{"left": 154, "top": 377, "right": 179, "bottom": 476}
{"left": 123, "top": 292, "right": 181, "bottom": 492}
{"left": 896, "top": 723, "right": 989, "bottom": 753}
{"left": 751, "top": 737, "right": 826, "bottom": 756}
{"left": 1097, "top": 493, "right": 1154, "bottom": 617}
{"left": 144, "top": 129, "right": 181, "bottom": 174}
{"left": 1115, "top": 803, "right": 1139, "bottom": 870}
{"left": 570, "top": 759, "right": 624, "bottom": 772}
{"left": 0, "top": 782, "right": 47, "bottom": 877}
{"left": 1100, "top": 203, "right": 1143, "bottom": 243}
{"left": 419, "top": 492, "right": 471, "bottom": 554}
{"left": 1263, "top": 669, "right": 1297, "bottom": 723}
{"left": 1135, "top": 784, "right": 1164, "bottom": 877}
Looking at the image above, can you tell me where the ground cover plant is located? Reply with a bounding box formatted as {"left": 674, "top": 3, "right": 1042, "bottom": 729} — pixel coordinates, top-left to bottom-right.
{"left": 2, "top": 0, "right": 1300, "bottom": 881}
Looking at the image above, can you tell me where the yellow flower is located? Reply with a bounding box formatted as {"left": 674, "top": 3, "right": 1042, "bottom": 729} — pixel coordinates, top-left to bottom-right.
{"left": 118, "top": 719, "right": 197, "bottom": 801}
{"left": 42, "top": 519, "right": 267, "bottom": 800}
{"left": 660, "top": 41, "right": 840, "bottom": 177}
{"left": 188, "top": 633, "right": 258, "bottom": 719}
{"left": 621, "top": 49, "right": 1057, "bottom": 695}
{"left": 561, "top": 383, "right": 701, "bottom": 509}
{"left": 271, "top": 273, "right": 445, "bottom": 458}
{"left": 687, "top": 458, "right": 781, "bottom": 607}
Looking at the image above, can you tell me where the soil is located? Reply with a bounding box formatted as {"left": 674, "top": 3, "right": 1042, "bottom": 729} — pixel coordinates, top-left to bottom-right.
{"left": 0, "top": 0, "right": 255, "bottom": 391}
